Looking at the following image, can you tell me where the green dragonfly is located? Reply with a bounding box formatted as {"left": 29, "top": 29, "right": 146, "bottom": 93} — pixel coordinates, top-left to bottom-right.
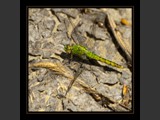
{"left": 64, "top": 44, "right": 124, "bottom": 69}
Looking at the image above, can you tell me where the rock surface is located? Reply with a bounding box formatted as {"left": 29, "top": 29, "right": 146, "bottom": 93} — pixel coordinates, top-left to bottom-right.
{"left": 28, "top": 8, "right": 132, "bottom": 112}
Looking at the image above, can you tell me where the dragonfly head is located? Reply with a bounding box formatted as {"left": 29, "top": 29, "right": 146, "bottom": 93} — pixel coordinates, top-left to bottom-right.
{"left": 64, "top": 44, "right": 72, "bottom": 54}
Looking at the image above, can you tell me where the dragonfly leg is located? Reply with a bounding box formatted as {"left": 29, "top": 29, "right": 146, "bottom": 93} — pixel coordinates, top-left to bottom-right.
{"left": 68, "top": 53, "right": 73, "bottom": 64}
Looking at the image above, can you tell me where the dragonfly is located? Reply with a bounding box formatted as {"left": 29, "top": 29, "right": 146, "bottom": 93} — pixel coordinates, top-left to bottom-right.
{"left": 63, "top": 16, "right": 124, "bottom": 96}
{"left": 64, "top": 44, "right": 124, "bottom": 69}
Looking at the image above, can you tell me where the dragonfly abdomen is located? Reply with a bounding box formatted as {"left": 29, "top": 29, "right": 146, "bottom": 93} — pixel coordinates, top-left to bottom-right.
{"left": 86, "top": 51, "right": 123, "bottom": 68}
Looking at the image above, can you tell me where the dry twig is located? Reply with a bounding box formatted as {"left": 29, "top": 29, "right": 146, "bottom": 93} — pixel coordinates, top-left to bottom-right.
{"left": 105, "top": 13, "right": 132, "bottom": 65}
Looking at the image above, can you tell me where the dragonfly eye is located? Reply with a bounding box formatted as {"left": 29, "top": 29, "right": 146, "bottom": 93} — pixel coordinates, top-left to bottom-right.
{"left": 64, "top": 45, "right": 72, "bottom": 54}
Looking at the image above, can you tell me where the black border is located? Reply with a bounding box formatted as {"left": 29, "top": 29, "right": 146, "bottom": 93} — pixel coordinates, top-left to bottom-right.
{"left": 21, "top": 0, "right": 140, "bottom": 120}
